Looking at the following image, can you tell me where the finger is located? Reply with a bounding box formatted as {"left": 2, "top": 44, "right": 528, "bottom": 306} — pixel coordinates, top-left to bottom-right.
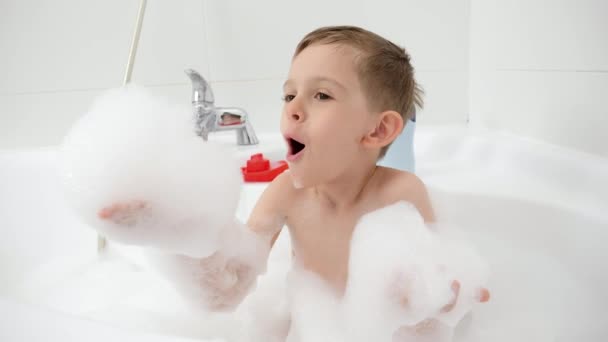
{"left": 477, "top": 287, "right": 491, "bottom": 302}
{"left": 98, "top": 204, "right": 120, "bottom": 219}
{"left": 406, "top": 319, "right": 439, "bottom": 335}
{"left": 98, "top": 201, "right": 146, "bottom": 219}
{"left": 441, "top": 280, "right": 460, "bottom": 313}
{"left": 131, "top": 200, "right": 146, "bottom": 210}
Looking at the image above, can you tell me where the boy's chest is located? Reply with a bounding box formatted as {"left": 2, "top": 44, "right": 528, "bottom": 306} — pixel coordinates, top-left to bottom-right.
{"left": 285, "top": 201, "right": 369, "bottom": 291}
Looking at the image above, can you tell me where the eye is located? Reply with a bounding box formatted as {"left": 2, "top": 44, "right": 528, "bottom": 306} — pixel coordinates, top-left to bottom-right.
{"left": 314, "top": 92, "right": 331, "bottom": 100}
{"left": 282, "top": 94, "right": 295, "bottom": 102}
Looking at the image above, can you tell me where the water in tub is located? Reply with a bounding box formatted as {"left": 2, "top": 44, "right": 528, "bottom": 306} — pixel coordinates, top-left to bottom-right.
{"left": 1, "top": 85, "right": 607, "bottom": 341}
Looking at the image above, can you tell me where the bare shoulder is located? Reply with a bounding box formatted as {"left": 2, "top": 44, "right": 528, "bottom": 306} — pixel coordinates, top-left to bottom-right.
{"left": 377, "top": 167, "right": 427, "bottom": 198}
{"left": 377, "top": 167, "right": 436, "bottom": 223}
{"left": 246, "top": 170, "right": 294, "bottom": 235}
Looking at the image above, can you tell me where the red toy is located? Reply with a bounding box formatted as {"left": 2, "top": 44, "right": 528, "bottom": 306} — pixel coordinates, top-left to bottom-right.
{"left": 241, "top": 153, "right": 289, "bottom": 182}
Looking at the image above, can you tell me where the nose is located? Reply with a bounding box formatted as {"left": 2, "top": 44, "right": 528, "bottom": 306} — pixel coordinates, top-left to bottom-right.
{"left": 286, "top": 98, "right": 305, "bottom": 123}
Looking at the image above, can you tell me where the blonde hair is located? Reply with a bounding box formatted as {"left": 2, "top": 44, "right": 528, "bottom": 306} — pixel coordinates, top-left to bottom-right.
{"left": 294, "top": 26, "right": 423, "bottom": 158}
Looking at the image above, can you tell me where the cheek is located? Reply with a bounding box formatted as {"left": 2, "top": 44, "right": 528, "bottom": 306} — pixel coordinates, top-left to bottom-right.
{"left": 309, "top": 116, "right": 342, "bottom": 145}
{"left": 279, "top": 109, "right": 289, "bottom": 131}
{"left": 316, "top": 111, "right": 367, "bottom": 144}
{"left": 310, "top": 121, "right": 361, "bottom": 159}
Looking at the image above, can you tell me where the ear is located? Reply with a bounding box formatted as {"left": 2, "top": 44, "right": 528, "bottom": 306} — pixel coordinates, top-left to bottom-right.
{"left": 361, "top": 110, "right": 404, "bottom": 150}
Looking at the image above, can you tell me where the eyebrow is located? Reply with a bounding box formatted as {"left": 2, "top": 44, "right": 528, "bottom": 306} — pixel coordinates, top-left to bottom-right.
{"left": 283, "top": 76, "right": 347, "bottom": 91}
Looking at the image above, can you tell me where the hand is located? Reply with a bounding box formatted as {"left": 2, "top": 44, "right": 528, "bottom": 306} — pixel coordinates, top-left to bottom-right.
{"left": 395, "top": 281, "right": 490, "bottom": 337}
{"left": 440, "top": 280, "right": 491, "bottom": 313}
{"left": 170, "top": 251, "right": 259, "bottom": 312}
{"left": 98, "top": 200, "right": 148, "bottom": 226}
{"left": 96, "top": 200, "right": 163, "bottom": 247}
{"left": 390, "top": 275, "right": 490, "bottom": 317}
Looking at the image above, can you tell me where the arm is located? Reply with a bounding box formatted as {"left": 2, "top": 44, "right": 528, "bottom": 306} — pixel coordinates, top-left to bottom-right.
{"left": 176, "top": 172, "right": 289, "bottom": 311}
{"left": 396, "top": 174, "right": 490, "bottom": 298}
{"left": 403, "top": 176, "right": 436, "bottom": 224}
{"left": 393, "top": 173, "right": 489, "bottom": 332}
{"left": 245, "top": 171, "right": 290, "bottom": 249}
{"left": 100, "top": 172, "right": 289, "bottom": 312}
{"left": 389, "top": 172, "right": 436, "bottom": 224}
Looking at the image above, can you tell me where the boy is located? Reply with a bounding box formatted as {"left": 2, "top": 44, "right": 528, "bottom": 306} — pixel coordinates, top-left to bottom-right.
{"left": 100, "top": 26, "right": 489, "bottom": 338}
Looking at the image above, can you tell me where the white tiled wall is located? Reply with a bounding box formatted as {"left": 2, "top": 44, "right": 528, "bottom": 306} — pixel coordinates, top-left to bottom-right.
{"left": 0, "top": 0, "right": 139, "bottom": 94}
{"left": 469, "top": 0, "right": 608, "bottom": 157}
{"left": 2, "top": 0, "right": 606, "bottom": 158}
{"left": 0, "top": 0, "right": 470, "bottom": 148}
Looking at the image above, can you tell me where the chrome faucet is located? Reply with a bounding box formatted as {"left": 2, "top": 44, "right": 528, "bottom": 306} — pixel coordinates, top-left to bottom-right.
{"left": 185, "top": 69, "right": 259, "bottom": 145}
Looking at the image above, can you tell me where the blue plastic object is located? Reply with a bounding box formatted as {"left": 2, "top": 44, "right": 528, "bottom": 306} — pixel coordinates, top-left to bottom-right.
{"left": 378, "top": 117, "right": 416, "bottom": 173}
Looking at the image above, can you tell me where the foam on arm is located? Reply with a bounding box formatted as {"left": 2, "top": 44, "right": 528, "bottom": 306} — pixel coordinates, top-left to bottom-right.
{"left": 146, "top": 219, "right": 272, "bottom": 312}
{"left": 343, "top": 201, "right": 489, "bottom": 340}
{"left": 146, "top": 170, "right": 289, "bottom": 312}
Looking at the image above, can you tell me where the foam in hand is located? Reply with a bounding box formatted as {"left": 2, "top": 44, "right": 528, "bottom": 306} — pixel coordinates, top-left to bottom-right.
{"left": 432, "top": 222, "right": 491, "bottom": 326}
{"left": 61, "top": 84, "right": 242, "bottom": 257}
{"left": 343, "top": 201, "right": 489, "bottom": 339}
{"left": 146, "top": 220, "right": 270, "bottom": 312}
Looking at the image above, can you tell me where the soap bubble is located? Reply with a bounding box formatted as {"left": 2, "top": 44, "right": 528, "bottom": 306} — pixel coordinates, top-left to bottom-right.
{"left": 283, "top": 201, "right": 489, "bottom": 342}
{"left": 61, "top": 84, "right": 242, "bottom": 257}
{"left": 343, "top": 201, "right": 489, "bottom": 340}
{"left": 286, "top": 268, "right": 343, "bottom": 342}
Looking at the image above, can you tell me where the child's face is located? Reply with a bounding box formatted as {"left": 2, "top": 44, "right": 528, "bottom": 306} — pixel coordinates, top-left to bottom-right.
{"left": 281, "top": 43, "right": 375, "bottom": 188}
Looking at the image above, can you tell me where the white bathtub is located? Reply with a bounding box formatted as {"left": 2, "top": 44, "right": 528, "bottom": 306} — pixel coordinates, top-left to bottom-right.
{"left": 1, "top": 127, "right": 607, "bottom": 341}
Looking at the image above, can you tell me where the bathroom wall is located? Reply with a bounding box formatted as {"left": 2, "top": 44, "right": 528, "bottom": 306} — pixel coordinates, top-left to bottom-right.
{"left": 0, "top": 0, "right": 470, "bottom": 148}
{"left": 1, "top": 0, "right": 606, "bottom": 159}
{"left": 469, "top": 0, "right": 608, "bottom": 157}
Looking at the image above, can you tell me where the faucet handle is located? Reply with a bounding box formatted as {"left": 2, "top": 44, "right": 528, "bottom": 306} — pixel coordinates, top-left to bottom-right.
{"left": 185, "top": 69, "right": 215, "bottom": 106}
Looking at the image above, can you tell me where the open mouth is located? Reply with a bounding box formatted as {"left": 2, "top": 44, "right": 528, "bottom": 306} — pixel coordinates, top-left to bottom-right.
{"left": 286, "top": 137, "right": 306, "bottom": 161}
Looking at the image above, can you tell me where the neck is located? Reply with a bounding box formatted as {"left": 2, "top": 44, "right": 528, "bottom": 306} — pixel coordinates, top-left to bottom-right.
{"left": 314, "top": 159, "right": 378, "bottom": 210}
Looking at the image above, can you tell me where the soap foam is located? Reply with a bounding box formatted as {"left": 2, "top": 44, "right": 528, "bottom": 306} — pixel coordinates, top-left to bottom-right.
{"left": 284, "top": 201, "right": 489, "bottom": 342}
{"left": 61, "top": 85, "right": 242, "bottom": 257}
